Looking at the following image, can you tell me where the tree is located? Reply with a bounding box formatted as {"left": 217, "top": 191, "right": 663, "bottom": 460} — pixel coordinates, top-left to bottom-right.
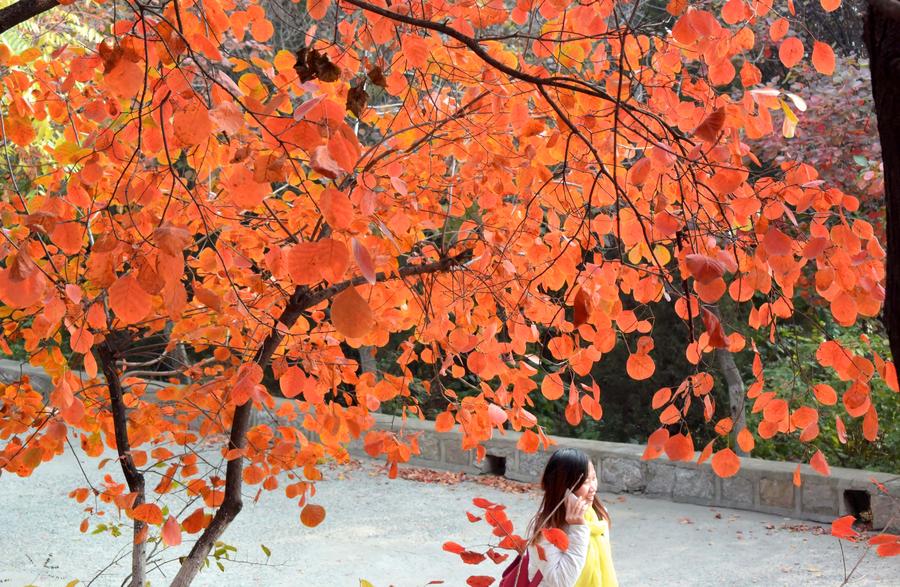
{"left": 865, "top": 0, "right": 900, "bottom": 385}
{"left": 0, "top": 0, "right": 897, "bottom": 584}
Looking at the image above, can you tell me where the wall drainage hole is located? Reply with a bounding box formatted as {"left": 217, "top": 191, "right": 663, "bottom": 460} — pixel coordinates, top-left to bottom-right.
{"left": 484, "top": 455, "right": 507, "bottom": 476}
{"left": 843, "top": 489, "right": 872, "bottom": 523}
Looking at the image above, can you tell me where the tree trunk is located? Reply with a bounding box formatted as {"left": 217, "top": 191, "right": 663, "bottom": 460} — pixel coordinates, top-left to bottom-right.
{"left": 0, "top": 0, "right": 58, "bottom": 34}
{"left": 169, "top": 288, "right": 312, "bottom": 586}
{"left": 96, "top": 342, "right": 146, "bottom": 587}
{"left": 865, "top": 0, "right": 900, "bottom": 365}
{"left": 716, "top": 347, "right": 748, "bottom": 456}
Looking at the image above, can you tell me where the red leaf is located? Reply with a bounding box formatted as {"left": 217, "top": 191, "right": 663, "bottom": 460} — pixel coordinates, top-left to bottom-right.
{"left": 711, "top": 448, "right": 740, "bottom": 478}
{"left": 161, "top": 515, "right": 182, "bottom": 547}
{"left": 685, "top": 254, "right": 725, "bottom": 284}
{"left": 300, "top": 504, "right": 326, "bottom": 528}
{"left": 573, "top": 288, "right": 592, "bottom": 328}
{"left": 694, "top": 108, "right": 726, "bottom": 143}
{"left": 778, "top": 37, "right": 804, "bottom": 69}
{"left": 352, "top": 237, "right": 377, "bottom": 285}
{"left": 542, "top": 527, "right": 569, "bottom": 551}
{"left": 331, "top": 286, "right": 374, "bottom": 339}
{"left": 812, "top": 41, "right": 835, "bottom": 75}
{"left": 443, "top": 541, "right": 466, "bottom": 554}
{"left": 830, "top": 515, "right": 859, "bottom": 540}
{"left": 810, "top": 450, "right": 831, "bottom": 476}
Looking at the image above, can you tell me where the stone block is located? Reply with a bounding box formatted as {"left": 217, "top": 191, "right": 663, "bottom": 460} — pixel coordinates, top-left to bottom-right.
{"left": 442, "top": 440, "right": 472, "bottom": 466}
{"left": 760, "top": 477, "right": 794, "bottom": 510}
{"left": 601, "top": 457, "right": 644, "bottom": 493}
{"left": 644, "top": 463, "right": 675, "bottom": 497}
{"left": 517, "top": 450, "right": 551, "bottom": 481}
{"left": 801, "top": 482, "right": 838, "bottom": 516}
{"left": 872, "top": 494, "right": 900, "bottom": 531}
{"left": 416, "top": 432, "right": 441, "bottom": 462}
{"left": 722, "top": 476, "right": 754, "bottom": 507}
{"left": 673, "top": 467, "right": 714, "bottom": 502}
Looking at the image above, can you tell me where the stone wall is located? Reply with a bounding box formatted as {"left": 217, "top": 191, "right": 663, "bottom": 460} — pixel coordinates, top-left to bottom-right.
{"left": 346, "top": 413, "right": 900, "bottom": 531}
{"left": 2, "top": 359, "right": 895, "bottom": 530}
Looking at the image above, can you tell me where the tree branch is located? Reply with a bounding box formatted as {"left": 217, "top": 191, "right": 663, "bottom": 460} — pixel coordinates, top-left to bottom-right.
{"left": 95, "top": 341, "right": 147, "bottom": 587}
{"left": 0, "top": 0, "right": 59, "bottom": 35}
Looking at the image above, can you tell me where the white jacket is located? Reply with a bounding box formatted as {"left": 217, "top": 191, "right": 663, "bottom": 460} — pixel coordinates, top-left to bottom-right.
{"left": 526, "top": 523, "right": 590, "bottom": 587}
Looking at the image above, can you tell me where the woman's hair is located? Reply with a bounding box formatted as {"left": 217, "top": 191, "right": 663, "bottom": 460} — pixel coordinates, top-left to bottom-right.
{"left": 529, "top": 448, "right": 611, "bottom": 537}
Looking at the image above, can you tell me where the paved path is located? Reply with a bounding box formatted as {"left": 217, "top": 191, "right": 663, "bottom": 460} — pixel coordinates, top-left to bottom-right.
{"left": 0, "top": 450, "right": 896, "bottom": 586}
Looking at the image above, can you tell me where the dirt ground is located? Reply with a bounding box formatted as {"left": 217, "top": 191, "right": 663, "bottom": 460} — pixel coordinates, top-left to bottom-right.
{"left": 0, "top": 449, "right": 896, "bottom": 586}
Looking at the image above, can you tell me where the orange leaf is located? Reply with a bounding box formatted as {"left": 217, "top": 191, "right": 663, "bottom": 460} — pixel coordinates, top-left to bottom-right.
{"left": 762, "top": 398, "right": 788, "bottom": 423}
{"left": 762, "top": 228, "right": 793, "bottom": 257}
{"left": 351, "top": 238, "right": 377, "bottom": 285}
{"left": 769, "top": 17, "right": 789, "bottom": 42}
{"left": 651, "top": 387, "right": 672, "bottom": 409}
{"left": 694, "top": 108, "right": 726, "bottom": 143}
{"left": 836, "top": 415, "right": 848, "bottom": 443}
{"left": 181, "top": 508, "right": 210, "bottom": 534}
{"left": 307, "top": 0, "right": 331, "bottom": 20}
{"left": 810, "top": 450, "right": 831, "bottom": 476}
{"left": 642, "top": 428, "right": 669, "bottom": 460}
{"left": 778, "top": 37, "right": 804, "bottom": 69}
{"left": 402, "top": 35, "right": 430, "bottom": 68}
{"left": 793, "top": 464, "right": 802, "bottom": 487}
{"left": 541, "top": 373, "right": 565, "bottom": 400}
{"left": 435, "top": 410, "right": 455, "bottom": 433}
{"left": 664, "top": 433, "right": 694, "bottom": 461}
{"left": 517, "top": 429, "right": 540, "bottom": 453}
{"left": 685, "top": 254, "right": 725, "bottom": 283}
{"left": 488, "top": 403, "right": 508, "bottom": 427}
{"left": 162, "top": 516, "right": 182, "bottom": 547}
{"left": 831, "top": 515, "right": 859, "bottom": 540}
{"left": 279, "top": 365, "right": 308, "bottom": 399}
{"left": 711, "top": 448, "right": 740, "bottom": 478}
{"left": 737, "top": 428, "right": 755, "bottom": 452}
{"left": 573, "top": 288, "right": 592, "bottom": 328}
{"left": 300, "top": 504, "right": 326, "bottom": 527}
{"left": 876, "top": 542, "right": 900, "bottom": 557}
{"left": 109, "top": 275, "right": 152, "bottom": 325}
{"left": 243, "top": 464, "right": 266, "bottom": 485}
{"left": 820, "top": 0, "right": 841, "bottom": 12}
{"left": 542, "top": 528, "right": 569, "bottom": 551}
{"left": 173, "top": 106, "right": 212, "bottom": 146}
{"left": 812, "top": 41, "right": 835, "bottom": 75}
{"left": 310, "top": 145, "right": 342, "bottom": 179}
{"left": 331, "top": 286, "right": 375, "bottom": 339}
{"left": 153, "top": 224, "right": 192, "bottom": 256}
{"left": 320, "top": 188, "right": 354, "bottom": 231}
{"left": 862, "top": 406, "right": 878, "bottom": 441}
{"left": 714, "top": 418, "right": 733, "bottom": 436}
{"left": 626, "top": 353, "right": 655, "bottom": 380}
{"left": 318, "top": 238, "right": 350, "bottom": 283}
{"left": 812, "top": 384, "right": 837, "bottom": 406}
{"left": 132, "top": 503, "right": 163, "bottom": 525}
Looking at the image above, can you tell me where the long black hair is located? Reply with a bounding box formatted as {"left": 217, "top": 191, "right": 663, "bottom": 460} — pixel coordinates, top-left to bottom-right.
{"left": 529, "top": 448, "right": 611, "bottom": 538}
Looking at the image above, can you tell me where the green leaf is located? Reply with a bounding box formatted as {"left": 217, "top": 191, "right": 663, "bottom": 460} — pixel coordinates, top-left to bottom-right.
{"left": 852, "top": 155, "right": 868, "bottom": 166}
{"left": 261, "top": 544, "right": 271, "bottom": 558}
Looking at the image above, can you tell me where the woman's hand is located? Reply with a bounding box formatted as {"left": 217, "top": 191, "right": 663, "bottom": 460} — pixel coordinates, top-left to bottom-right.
{"left": 564, "top": 492, "right": 587, "bottom": 525}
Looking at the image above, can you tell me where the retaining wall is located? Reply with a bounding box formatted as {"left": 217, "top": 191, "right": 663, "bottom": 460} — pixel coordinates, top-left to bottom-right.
{"left": 345, "top": 413, "right": 899, "bottom": 531}
{"left": 2, "top": 359, "right": 896, "bottom": 530}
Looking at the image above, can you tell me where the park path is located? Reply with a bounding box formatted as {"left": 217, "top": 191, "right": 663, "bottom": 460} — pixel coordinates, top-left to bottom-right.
{"left": 0, "top": 449, "right": 896, "bottom": 586}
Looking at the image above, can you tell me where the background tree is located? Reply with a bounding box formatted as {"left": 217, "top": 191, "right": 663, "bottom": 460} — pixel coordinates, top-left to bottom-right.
{"left": 0, "top": 0, "right": 896, "bottom": 584}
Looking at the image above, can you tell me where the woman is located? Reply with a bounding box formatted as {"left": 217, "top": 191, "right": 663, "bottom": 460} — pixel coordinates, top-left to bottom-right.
{"left": 526, "top": 448, "right": 618, "bottom": 587}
